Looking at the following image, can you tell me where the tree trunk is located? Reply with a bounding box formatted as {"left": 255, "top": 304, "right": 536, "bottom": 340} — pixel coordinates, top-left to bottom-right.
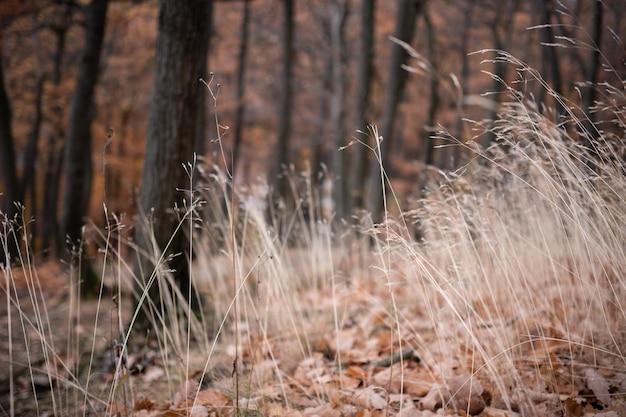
{"left": 232, "top": 0, "right": 250, "bottom": 176}
{"left": 423, "top": 10, "right": 439, "bottom": 166}
{"left": 20, "top": 74, "right": 45, "bottom": 251}
{"left": 452, "top": 0, "right": 473, "bottom": 166}
{"left": 330, "top": 0, "right": 348, "bottom": 220}
{"left": 60, "top": 0, "right": 109, "bottom": 291}
{"left": 582, "top": 0, "right": 603, "bottom": 144}
{"left": 193, "top": 0, "right": 212, "bottom": 157}
{"left": 0, "top": 41, "right": 21, "bottom": 265}
{"left": 42, "top": 21, "right": 70, "bottom": 259}
{"left": 270, "top": 0, "right": 294, "bottom": 199}
{"left": 349, "top": 0, "right": 375, "bottom": 214}
{"left": 135, "top": 0, "right": 211, "bottom": 327}
{"left": 537, "top": 0, "right": 564, "bottom": 115}
{"left": 312, "top": 56, "right": 331, "bottom": 181}
{"left": 485, "top": 0, "right": 517, "bottom": 145}
{"left": 364, "top": 0, "right": 424, "bottom": 221}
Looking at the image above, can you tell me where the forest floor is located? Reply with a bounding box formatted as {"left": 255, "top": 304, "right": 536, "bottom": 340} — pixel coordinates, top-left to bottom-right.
{"left": 2, "top": 257, "right": 626, "bottom": 417}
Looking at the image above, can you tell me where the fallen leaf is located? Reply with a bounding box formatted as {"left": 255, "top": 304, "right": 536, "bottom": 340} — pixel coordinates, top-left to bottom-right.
{"left": 419, "top": 383, "right": 448, "bottom": 411}
{"left": 563, "top": 397, "right": 583, "bottom": 417}
{"left": 371, "top": 363, "right": 404, "bottom": 393}
{"left": 195, "top": 387, "right": 231, "bottom": 407}
{"left": 134, "top": 396, "right": 156, "bottom": 411}
{"left": 303, "top": 403, "right": 341, "bottom": 417}
{"left": 403, "top": 367, "right": 435, "bottom": 397}
{"left": 478, "top": 406, "right": 522, "bottom": 416}
{"left": 448, "top": 374, "right": 488, "bottom": 415}
{"left": 351, "top": 387, "right": 387, "bottom": 410}
{"left": 344, "top": 365, "right": 367, "bottom": 382}
{"left": 188, "top": 405, "right": 209, "bottom": 417}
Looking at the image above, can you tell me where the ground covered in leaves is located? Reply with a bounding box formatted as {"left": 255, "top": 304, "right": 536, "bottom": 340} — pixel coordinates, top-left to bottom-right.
{"left": 2, "top": 260, "right": 626, "bottom": 417}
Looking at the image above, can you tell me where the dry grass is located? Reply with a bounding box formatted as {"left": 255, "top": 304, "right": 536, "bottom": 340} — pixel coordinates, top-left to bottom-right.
{"left": 2, "top": 53, "right": 626, "bottom": 416}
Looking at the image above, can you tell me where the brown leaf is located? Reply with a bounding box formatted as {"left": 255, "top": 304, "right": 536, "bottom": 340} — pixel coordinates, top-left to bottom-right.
{"left": 372, "top": 363, "right": 404, "bottom": 393}
{"left": 419, "top": 383, "right": 448, "bottom": 411}
{"left": 562, "top": 397, "right": 584, "bottom": 417}
{"left": 351, "top": 387, "right": 388, "bottom": 410}
{"left": 344, "top": 365, "right": 367, "bottom": 383}
{"left": 134, "top": 396, "right": 156, "bottom": 411}
{"left": 303, "top": 403, "right": 341, "bottom": 417}
{"left": 195, "top": 387, "right": 232, "bottom": 407}
{"left": 448, "top": 374, "right": 487, "bottom": 415}
{"left": 403, "top": 367, "right": 435, "bottom": 397}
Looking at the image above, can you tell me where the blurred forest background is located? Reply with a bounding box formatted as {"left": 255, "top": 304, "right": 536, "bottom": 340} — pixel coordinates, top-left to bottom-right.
{"left": 1, "top": 0, "right": 624, "bottom": 263}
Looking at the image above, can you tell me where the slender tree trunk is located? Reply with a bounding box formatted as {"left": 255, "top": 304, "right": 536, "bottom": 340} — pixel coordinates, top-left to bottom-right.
{"left": 349, "top": 0, "right": 375, "bottom": 213}
{"left": 365, "top": 0, "right": 424, "bottom": 221}
{"left": 330, "top": 0, "right": 348, "bottom": 220}
{"left": 193, "top": 0, "right": 212, "bottom": 157}
{"left": 582, "top": 0, "right": 603, "bottom": 141}
{"left": 0, "top": 41, "right": 21, "bottom": 265}
{"left": 135, "top": 0, "right": 211, "bottom": 327}
{"left": 20, "top": 74, "right": 45, "bottom": 251}
{"left": 270, "top": 0, "right": 294, "bottom": 199}
{"left": 485, "top": 0, "right": 517, "bottom": 145}
{"left": 313, "top": 57, "right": 331, "bottom": 180}
{"left": 537, "top": 0, "right": 564, "bottom": 115}
{"left": 60, "top": 0, "right": 109, "bottom": 288}
{"left": 232, "top": 0, "right": 250, "bottom": 176}
{"left": 423, "top": 10, "right": 439, "bottom": 166}
{"left": 452, "top": 0, "right": 472, "bottom": 166}
{"left": 41, "top": 9, "right": 72, "bottom": 258}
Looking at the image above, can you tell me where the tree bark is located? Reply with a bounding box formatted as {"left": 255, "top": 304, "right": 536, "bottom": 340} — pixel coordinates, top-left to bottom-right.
{"left": 42, "top": 18, "right": 70, "bottom": 259}
{"left": 270, "top": 0, "right": 294, "bottom": 199}
{"left": 232, "top": 0, "right": 250, "bottom": 176}
{"left": 537, "top": 0, "right": 564, "bottom": 115}
{"left": 60, "top": 0, "right": 109, "bottom": 285}
{"left": 193, "top": 0, "right": 212, "bottom": 157}
{"left": 20, "top": 74, "right": 45, "bottom": 250}
{"left": 485, "top": 0, "right": 517, "bottom": 145}
{"left": 582, "top": 0, "right": 603, "bottom": 138}
{"left": 364, "top": 0, "right": 424, "bottom": 221}
{"left": 329, "top": 0, "right": 348, "bottom": 220}
{"left": 423, "top": 10, "right": 439, "bottom": 166}
{"left": 0, "top": 40, "right": 21, "bottom": 265}
{"left": 349, "top": 0, "right": 375, "bottom": 214}
{"left": 452, "top": 0, "right": 472, "bottom": 165}
{"left": 135, "top": 0, "right": 211, "bottom": 327}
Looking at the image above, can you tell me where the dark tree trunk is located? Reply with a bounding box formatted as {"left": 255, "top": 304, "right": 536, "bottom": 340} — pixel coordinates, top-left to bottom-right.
{"left": 41, "top": 21, "right": 69, "bottom": 259}
{"left": 232, "top": 0, "right": 250, "bottom": 176}
{"left": 20, "top": 74, "right": 45, "bottom": 251}
{"left": 453, "top": 0, "right": 473, "bottom": 166}
{"left": 193, "top": 0, "right": 212, "bottom": 157}
{"left": 330, "top": 0, "right": 348, "bottom": 220}
{"left": 537, "top": 0, "right": 564, "bottom": 115}
{"left": 270, "top": 0, "right": 294, "bottom": 198}
{"left": 0, "top": 41, "right": 21, "bottom": 265}
{"left": 365, "top": 0, "right": 424, "bottom": 221}
{"left": 313, "top": 56, "right": 331, "bottom": 180}
{"left": 60, "top": 0, "right": 109, "bottom": 291}
{"left": 582, "top": 0, "right": 603, "bottom": 143}
{"left": 135, "top": 0, "right": 211, "bottom": 328}
{"left": 349, "top": 0, "right": 375, "bottom": 213}
{"left": 485, "top": 0, "right": 517, "bottom": 145}
{"left": 422, "top": 11, "right": 439, "bottom": 166}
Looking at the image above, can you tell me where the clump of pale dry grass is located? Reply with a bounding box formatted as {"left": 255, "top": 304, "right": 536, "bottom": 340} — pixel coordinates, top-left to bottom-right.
{"left": 2, "top": 46, "right": 625, "bottom": 415}
{"left": 379, "top": 85, "right": 626, "bottom": 412}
